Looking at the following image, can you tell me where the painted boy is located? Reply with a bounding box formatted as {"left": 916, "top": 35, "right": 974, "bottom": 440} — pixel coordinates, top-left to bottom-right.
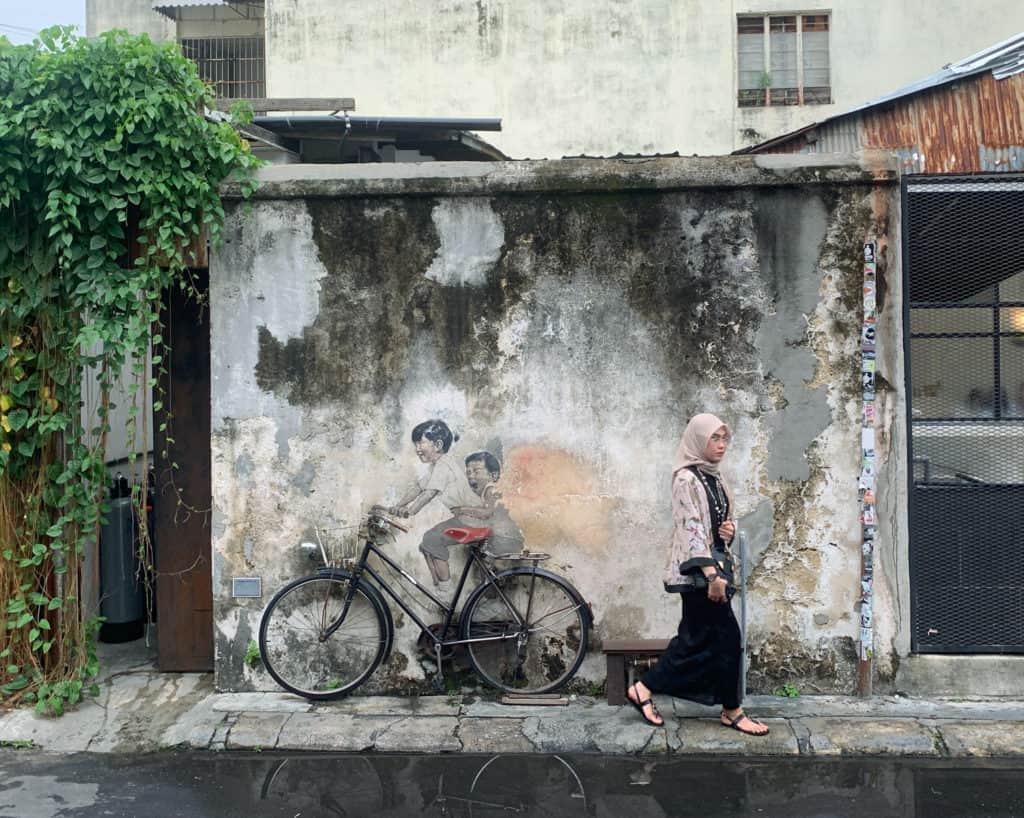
{"left": 450, "top": 451, "right": 524, "bottom": 557}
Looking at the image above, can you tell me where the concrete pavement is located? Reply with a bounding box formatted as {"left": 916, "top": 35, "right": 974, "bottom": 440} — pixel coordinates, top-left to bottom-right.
{"left": 2, "top": 643, "right": 1024, "bottom": 758}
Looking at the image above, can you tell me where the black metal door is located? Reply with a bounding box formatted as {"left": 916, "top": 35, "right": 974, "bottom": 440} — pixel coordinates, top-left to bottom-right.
{"left": 904, "top": 174, "right": 1024, "bottom": 653}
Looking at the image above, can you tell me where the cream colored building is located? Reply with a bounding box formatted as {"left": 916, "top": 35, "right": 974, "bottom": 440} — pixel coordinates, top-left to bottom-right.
{"left": 87, "top": 1, "right": 1024, "bottom": 158}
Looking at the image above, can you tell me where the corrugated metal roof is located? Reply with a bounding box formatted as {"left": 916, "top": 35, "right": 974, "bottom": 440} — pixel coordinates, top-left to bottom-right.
{"left": 152, "top": 0, "right": 227, "bottom": 15}
{"left": 953, "top": 32, "right": 1024, "bottom": 81}
{"left": 738, "top": 32, "right": 1024, "bottom": 154}
{"left": 153, "top": 0, "right": 228, "bottom": 16}
{"left": 153, "top": 0, "right": 228, "bottom": 7}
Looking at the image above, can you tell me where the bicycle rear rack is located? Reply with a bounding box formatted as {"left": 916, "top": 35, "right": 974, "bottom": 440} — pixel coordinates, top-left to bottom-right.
{"left": 484, "top": 550, "right": 550, "bottom": 562}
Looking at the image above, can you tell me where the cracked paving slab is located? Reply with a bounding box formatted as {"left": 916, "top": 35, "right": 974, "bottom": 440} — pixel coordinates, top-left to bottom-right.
{"left": 934, "top": 721, "right": 1024, "bottom": 757}
{"left": 522, "top": 707, "right": 657, "bottom": 754}
{"left": 275, "top": 712, "right": 402, "bottom": 751}
{"left": 88, "top": 673, "right": 213, "bottom": 753}
{"left": 799, "top": 717, "right": 942, "bottom": 756}
{"left": 212, "top": 692, "right": 313, "bottom": 713}
{"left": 460, "top": 696, "right": 598, "bottom": 719}
{"left": 226, "top": 713, "right": 292, "bottom": 749}
{"left": 159, "top": 695, "right": 227, "bottom": 750}
{"left": 0, "top": 705, "right": 97, "bottom": 753}
{"left": 0, "top": 672, "right": 213, "bottom": 754}
{"left": 457, "top": 718, "right": 534, "bottom": 753}
{"left": 674, "top": 718, "right": 798, "bottom": 755}
{"left": 315, "top": 695, "right": 461, "bottom": 717}
{"left": 374, "top": 715, "right": 461, "bottom": 752}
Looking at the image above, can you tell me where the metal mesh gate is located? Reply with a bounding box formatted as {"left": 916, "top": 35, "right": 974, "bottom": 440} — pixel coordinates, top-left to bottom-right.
{"left": 904, "top": 174, "right": 1024, "bottom": 653}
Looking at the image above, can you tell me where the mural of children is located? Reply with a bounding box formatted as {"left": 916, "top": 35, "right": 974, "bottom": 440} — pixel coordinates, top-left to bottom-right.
{"left": 388, "top": 419, "right": 483, "bottom": 590}
{"left": 450, "top": 451, "right": 525, "bottom": 557}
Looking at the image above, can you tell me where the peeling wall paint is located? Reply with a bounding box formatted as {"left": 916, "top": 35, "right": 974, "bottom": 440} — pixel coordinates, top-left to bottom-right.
{"left": 210, "top": 158, "right": 898, "bottom": 695}
{"left": 425, "top": 199, "right": 505, "bottom": 286}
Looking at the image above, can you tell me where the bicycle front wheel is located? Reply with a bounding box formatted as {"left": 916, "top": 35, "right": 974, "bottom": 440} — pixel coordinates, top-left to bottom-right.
{"left": 258, "top": 573, "right": 390, "bottom": 700}
{"left": 460, "top": 568, "right": 589, "bottom": 694}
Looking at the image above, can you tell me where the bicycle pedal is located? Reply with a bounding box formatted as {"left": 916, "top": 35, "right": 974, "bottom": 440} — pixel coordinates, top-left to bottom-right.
{"left": 417, "top": 643, "right": 455, "bottom": 660}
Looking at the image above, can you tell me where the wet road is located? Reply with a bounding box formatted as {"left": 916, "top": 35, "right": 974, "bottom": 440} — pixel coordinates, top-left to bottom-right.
{"left": 1, "top": 751, "right": 1022, "bottom": 818}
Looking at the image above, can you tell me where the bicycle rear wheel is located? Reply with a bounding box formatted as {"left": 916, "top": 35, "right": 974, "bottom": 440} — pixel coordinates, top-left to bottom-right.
{"left": 259, "top": 573, "right": 390, "bottom": 700}
{"left": 460, "top": 568, "right": 589, "bottom": 694}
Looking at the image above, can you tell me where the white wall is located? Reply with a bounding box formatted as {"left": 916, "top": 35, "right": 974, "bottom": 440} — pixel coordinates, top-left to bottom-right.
{"left": 263, "top": 0, "right": 1024, "bottom": 157}
{"left": 87, "top": 1, "right": 1024, "bottom": 158}
{"left": 86, "top": 0, "right": 174, "bottom": 40}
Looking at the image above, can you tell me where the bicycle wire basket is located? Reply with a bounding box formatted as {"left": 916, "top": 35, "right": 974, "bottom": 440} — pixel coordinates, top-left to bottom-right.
{"left": 305, "top": 521, "right": 363, "bottom": 568}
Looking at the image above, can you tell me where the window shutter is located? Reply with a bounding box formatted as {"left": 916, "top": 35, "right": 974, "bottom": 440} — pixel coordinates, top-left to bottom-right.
{"left": 802, "top": 15, "right": 830, "bottom": 104}
{"left": 737, "top": 17, "right": 765, "bottom": 91}
{"left": 737, "top": 17, "right": 765, "bottom": 106}
{"left": 769, "top": 16, "right": 798, "bottom": 105}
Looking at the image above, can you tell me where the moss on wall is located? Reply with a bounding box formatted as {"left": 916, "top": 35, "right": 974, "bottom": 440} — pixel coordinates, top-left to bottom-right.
{"left": 211, "top": 164, "right": 894, "bottom": 695}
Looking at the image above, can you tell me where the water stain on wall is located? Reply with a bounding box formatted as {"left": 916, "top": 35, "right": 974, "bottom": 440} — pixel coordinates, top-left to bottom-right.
{"left": 502, "top": 446, "right": 618, "bottom": 557}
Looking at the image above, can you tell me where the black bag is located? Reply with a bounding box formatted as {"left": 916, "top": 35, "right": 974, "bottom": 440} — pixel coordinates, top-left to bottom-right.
{"left": 684, "top": 548, "right": 736, "bottom": 589}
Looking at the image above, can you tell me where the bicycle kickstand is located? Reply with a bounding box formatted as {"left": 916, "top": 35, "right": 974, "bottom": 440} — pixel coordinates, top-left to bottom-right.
{"left": 432, "top": 642, "right": 446, "bottom": 693}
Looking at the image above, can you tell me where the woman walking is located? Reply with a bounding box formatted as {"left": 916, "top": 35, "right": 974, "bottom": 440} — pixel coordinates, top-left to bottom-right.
{"left": 626, "top": 413, "right": 768, "bottom": 736}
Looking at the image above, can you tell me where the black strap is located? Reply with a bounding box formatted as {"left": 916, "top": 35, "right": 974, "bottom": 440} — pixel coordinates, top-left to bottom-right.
{"left": 687, "top": 466, "right": 729, "bottom": 550}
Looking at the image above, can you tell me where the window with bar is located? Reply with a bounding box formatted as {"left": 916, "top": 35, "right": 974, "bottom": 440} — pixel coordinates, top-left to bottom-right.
{"left": 737, "top": 13, "right": 830, "bottom": 108}
{"left": 180, "top": 37, "right": 266, "bottom": 100}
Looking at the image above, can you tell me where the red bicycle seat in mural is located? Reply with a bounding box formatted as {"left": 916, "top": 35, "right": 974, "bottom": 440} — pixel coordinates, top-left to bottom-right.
{"left": 444, "top": 527, "right": 493, "bottom": 544}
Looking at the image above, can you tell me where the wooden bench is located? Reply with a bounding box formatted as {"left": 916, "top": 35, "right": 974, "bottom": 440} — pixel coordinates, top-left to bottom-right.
{"left": 602, "top": 639, "right": 670, "bottom": 706}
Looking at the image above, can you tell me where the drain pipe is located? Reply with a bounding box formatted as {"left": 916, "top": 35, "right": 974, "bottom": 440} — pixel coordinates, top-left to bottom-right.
{"left": 739, "top": 530, "right": 748, "bottom": 698}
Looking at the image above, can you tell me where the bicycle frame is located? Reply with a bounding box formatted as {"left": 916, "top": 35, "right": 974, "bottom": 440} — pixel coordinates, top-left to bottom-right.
{"left": 325, "top": 534, "right": 532, "bottom": 651}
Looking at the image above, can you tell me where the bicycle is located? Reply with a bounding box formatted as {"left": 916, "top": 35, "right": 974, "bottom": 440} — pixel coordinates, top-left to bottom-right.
{"left": 258, "top": 509, "right": 593, "bottom": 699}
{"left": 428, "top": 754, "right": 593, "bottom": 817}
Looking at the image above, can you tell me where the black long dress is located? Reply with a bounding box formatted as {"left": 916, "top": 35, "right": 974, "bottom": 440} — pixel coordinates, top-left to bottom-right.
{"left": 640, "top": 470, "right": 742, "bottom": 709}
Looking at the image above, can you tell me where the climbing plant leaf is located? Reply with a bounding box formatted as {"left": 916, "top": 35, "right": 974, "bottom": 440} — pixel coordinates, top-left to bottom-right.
{"left": 0, "top": 27, "right": 259, "bottom": 713}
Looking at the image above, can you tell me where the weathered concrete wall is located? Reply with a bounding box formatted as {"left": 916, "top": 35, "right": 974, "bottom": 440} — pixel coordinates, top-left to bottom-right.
{"left": 210, "top": 155, "right": 899, "bottom": 695}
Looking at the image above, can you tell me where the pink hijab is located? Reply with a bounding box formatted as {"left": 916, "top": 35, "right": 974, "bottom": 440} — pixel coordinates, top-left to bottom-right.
{"left": 672, "top": 412, "right": 730, "bottom": 477}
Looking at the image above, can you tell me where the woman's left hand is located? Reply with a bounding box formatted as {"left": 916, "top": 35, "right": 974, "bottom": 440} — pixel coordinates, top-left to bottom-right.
{"left": 718, "top": 521, "right": 736, "bottom": 543}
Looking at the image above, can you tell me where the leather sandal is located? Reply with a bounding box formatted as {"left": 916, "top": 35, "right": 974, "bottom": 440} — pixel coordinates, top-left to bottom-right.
{"left": 720, "top": 711, "right": 769, "bottom": 736}
{"left": 626, "top": 684, "right": 664, "bottom": 727}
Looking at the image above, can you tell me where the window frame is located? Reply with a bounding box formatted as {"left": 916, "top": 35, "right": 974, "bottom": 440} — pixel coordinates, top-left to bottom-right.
{"left": 910, "top": 282, "right": 1024, "bottom": 423}
{"left": 736, "top": 11, "right": 832, "bottom": 109}
{"left": 179, "top": 35, "right": 267, "bottom": 100}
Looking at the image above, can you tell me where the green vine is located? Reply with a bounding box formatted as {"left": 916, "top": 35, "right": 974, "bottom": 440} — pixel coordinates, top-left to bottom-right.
{"left": 0, "top": 27, "right": 259, "bottom": 713}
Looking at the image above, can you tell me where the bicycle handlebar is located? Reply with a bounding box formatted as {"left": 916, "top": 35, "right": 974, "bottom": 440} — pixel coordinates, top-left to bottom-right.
{"left": 368, "top": 508, "right": 409, "bottom": 533}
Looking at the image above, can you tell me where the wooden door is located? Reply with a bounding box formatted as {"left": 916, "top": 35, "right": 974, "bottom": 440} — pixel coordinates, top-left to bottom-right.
{"left": 155, "top": 269, "right": 213, "bottom": 671}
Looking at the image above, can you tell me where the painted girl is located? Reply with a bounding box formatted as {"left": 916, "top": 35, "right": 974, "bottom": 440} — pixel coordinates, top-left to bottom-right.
{"left": 389, "top": 419, "right": 482, "bottom": 590}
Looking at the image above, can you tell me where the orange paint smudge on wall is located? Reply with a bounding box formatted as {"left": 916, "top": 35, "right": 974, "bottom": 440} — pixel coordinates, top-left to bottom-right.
{"left": 501, "top": 445, "right": 618, "bottom": 555}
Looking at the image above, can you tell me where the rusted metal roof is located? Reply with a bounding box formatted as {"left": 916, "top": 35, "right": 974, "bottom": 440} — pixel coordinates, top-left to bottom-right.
{"left": 741, "top": 71, "right": 1024, "bottom": 174}
{"left": 860, "top": 72, "right": 1024, "bottom": 173}
{"left": 738, "top": 32, "right": 1024, "bottom": 157}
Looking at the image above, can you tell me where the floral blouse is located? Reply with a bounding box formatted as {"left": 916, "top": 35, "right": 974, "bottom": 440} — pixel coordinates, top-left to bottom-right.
{"left": 662, "top": 468, "right": 736, "bottom": 591}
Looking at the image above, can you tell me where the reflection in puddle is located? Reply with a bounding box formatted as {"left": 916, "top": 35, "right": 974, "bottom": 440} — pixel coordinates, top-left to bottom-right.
{"left": 1, "top": 752, "right": 1023, "bottom": 818}
{"left": 249, "top": 754, "right": 1024, "bottom": 818}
